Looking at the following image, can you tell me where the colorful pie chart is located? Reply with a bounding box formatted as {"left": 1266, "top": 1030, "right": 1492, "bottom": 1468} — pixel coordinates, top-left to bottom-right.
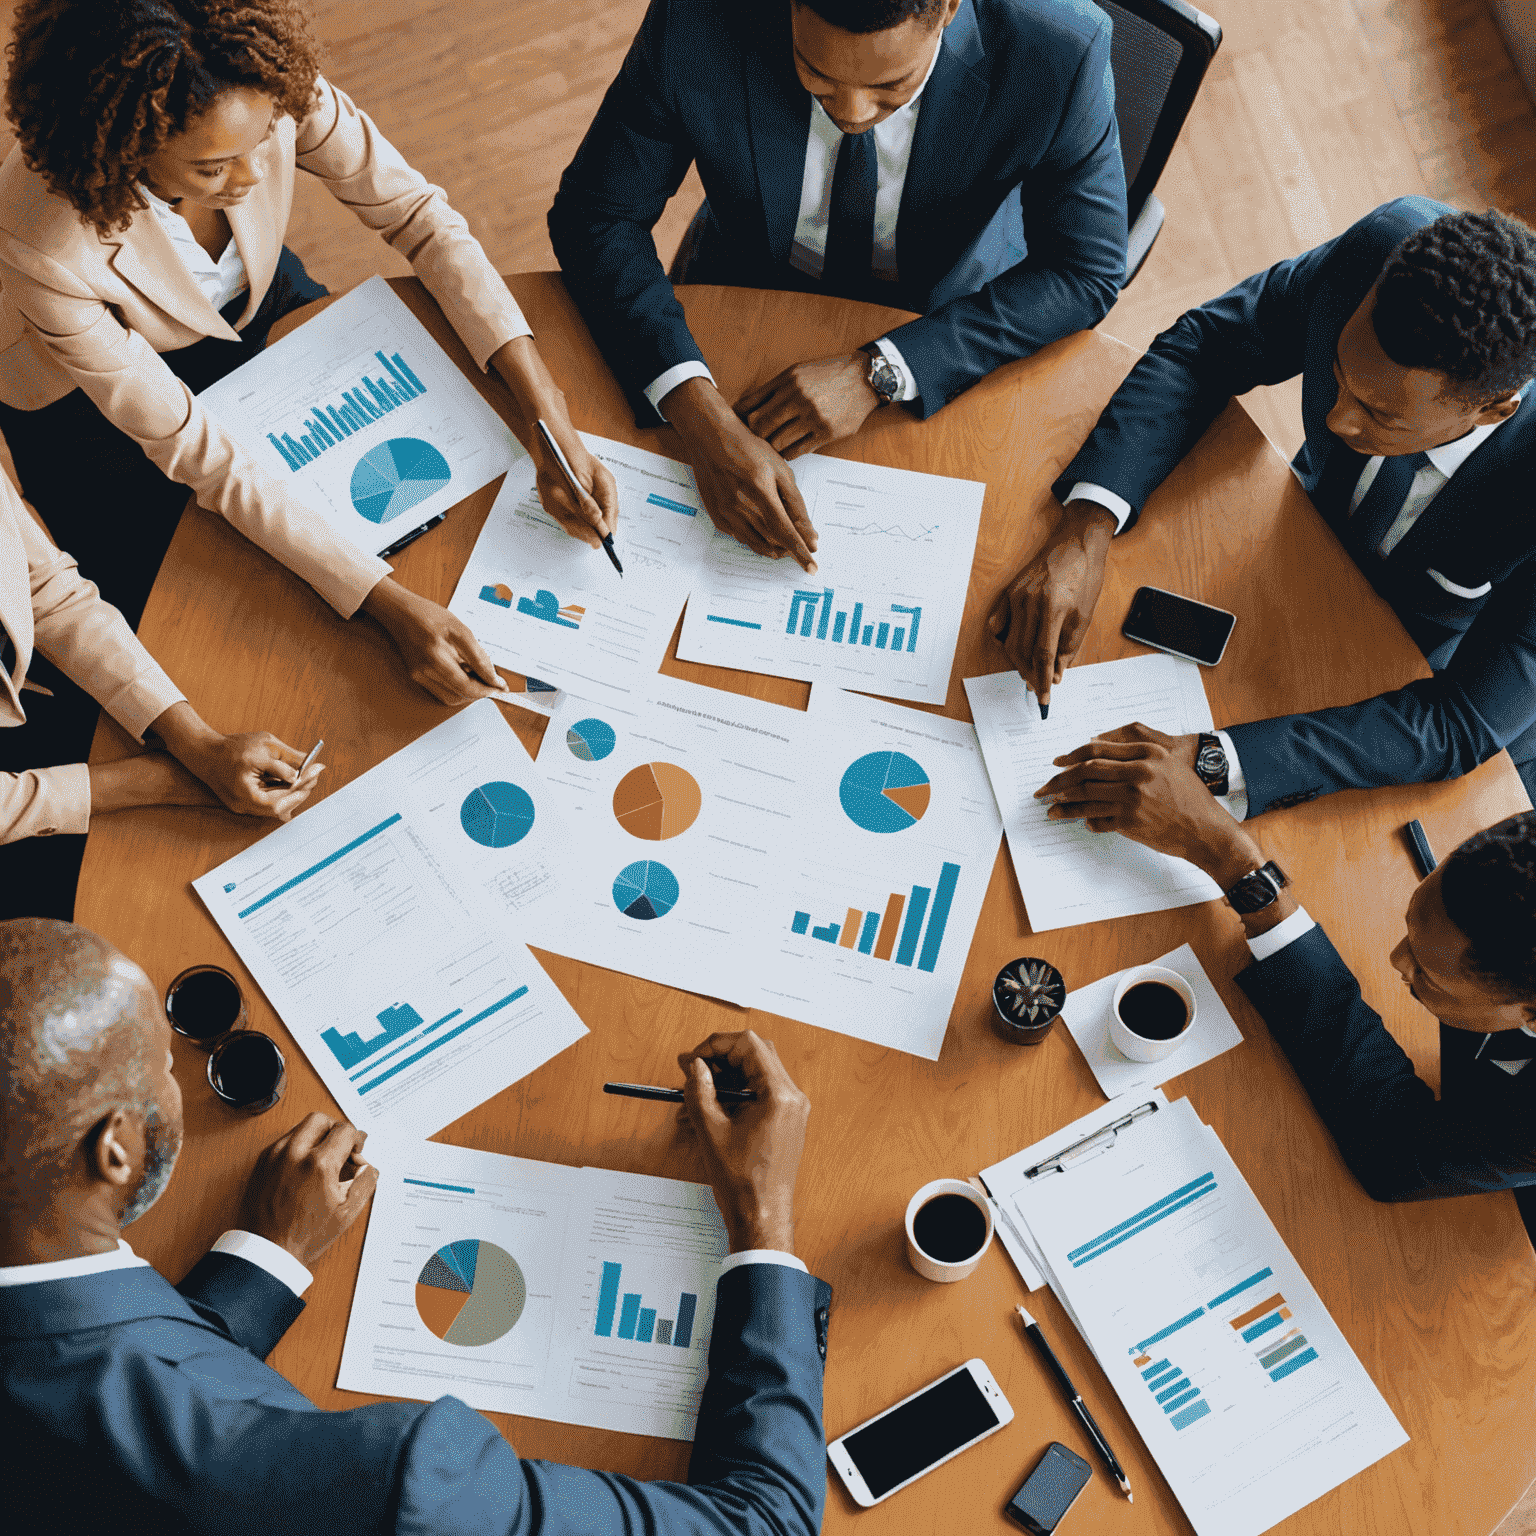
{"left": 567, "top": 717, "right": 617, "bottom": 762}
{"left": 350, "top": 437, "right": 451, "bottom": 525}
{"left": 613, "top": 860, "right": 680, "bottom": 920}
{"left": 839, "top": 751, "right": 931, "bottom": 833}
{"left": 612, "top": 762, "right": 702, "bottom": 840}
{"left": 415, "top": 1239, "right": 526, "bottom": 1346}
{"left": 460, "top": 781, "right": 536, "bottom": 848}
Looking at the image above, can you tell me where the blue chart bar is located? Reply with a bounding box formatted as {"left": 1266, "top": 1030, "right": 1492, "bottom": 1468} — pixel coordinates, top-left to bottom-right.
{"left": 894, "top": 885, "right": 931, "bottom": 966}
{"left": 1171, "top": 1400, "right": 1211, "bottom": 1430}
{"left": 776, "top": 588, "right": 922, "bottom": 654}
{"left": 1208, "top": 1267, "right": 1273, "bottom": 1309}
{"left": 1132, "top": 1305, "right": 1208, "bottom": 1354}
{"left": 594, "top": 1262, "right": 621, "bottom": 1336}
{"left": 875, "top": 622, "right": 890, "bottom": 648}
{"left": 798, "top": 862, "right": 960, "bottom": 971}
{"left": 791, "top": 911, "right": 811, "bottom": 935}
{"left": 348, "top": 1007, "right": 462, "bottom": 1080}
{"left": 1070, "top": 1172, "right": 1219, "bottom": 1268}
{"left": 617, "top": 1293, "right": 642, "bottom": 1340}
{"left": 706, "top": 615, "right": 762, "bottom": 629}
{"left": 266, "top": 349, "right": 427, "bottom": 470}
{"left": 1242, "top": 1312, "right": 1286, "bottom": 1343}
{"left": 593, "top": 1260, "right": 699, "bottom": 1348}
{"left": 323, "top": 1000, "right": 423, "bottom": 1071}
{"left": 1154, "top": 1376, "right": 1193, "bottom": 1404}
{"left": 1270, "top": 1347, "right": 1319, "bottom": 1381}
{"left": 1260, "top": 1336, "right": 1309, "bottom": 1370}
{"left": 403, "top": 1177, "right": 475, "bottom": 1194}
{"left": 646, "top": 493, "right": 696, "bottom": 516}
{"left": 675, "top": 1292, "right": 697, "bottom": 1348}
{"left": 355, "top": 986, "right": 528, "bottom": 1095}
{"left": 637, "top": 1308, "right": 657, "bottom": 1343}
{"left": 857, "top": 910, "right": 881, "bottom": 954}
{"left": 915, "top": 863, "right": 960, "bottom": 974}
{"left": 238, "top": 813, "right": 402, "bottom": 919}
{"left": 811, "top": 920, "right": 841, "bottom": 942}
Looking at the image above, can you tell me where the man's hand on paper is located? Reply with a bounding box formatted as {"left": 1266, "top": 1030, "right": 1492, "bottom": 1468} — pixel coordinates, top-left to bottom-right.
{"left": 242, "top": 1113, "right": 378, "bottom": 1267}
{"left": 531, "top": 418, "right": 621, "bottom": 550}
{"left": 677, "top": 1029, "right": 809, "bottom": 1254}
{"left": 361, "top": 578, "right": 510, "bottom": 706}
{"left": 737, "top": 352, "right": 881, "bottom": 461}
{"left": 661, "top": 378, "right": 819, "bottom": 571}
{"left": 988, "top": 499, "right": 1117, "bottom": 711}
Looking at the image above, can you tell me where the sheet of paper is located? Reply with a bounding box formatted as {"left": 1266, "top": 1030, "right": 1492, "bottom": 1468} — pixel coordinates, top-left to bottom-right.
{"left": 1016, "top": 1101, "right": 1408, "bottom": 1536}
{"left": 964, "top": 658, "right": 1223, "bottom": 932}
{"left": 448, "top": 435, "right": 712, "bottom": 709}
{"left": 677, "top": 454, "right": 985, "bottom": 705}
{"left": 1063, "top": 943, "right": 1244, "bottom": 1100}
{"left": 197, "top": 275, "right": 517, "bottom": 558}
{"left": 337, "top": 1141, "right": 728, "bottom": 1439}
{"left": 193, "top": 703, "right": 585, "bottom": 1139}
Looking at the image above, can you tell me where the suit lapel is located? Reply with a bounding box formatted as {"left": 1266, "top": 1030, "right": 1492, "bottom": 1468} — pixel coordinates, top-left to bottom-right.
{"left": 0, "top": 487, "right": 34, "bottom": 715}
{"left": 744, "top": 6, "right": 812, "bottom": 268}
{"left": 102, "top": 205, "right": 240, "bottom": 341}
{"left": 225, "top": 198, "right": 275, "bottom": 330}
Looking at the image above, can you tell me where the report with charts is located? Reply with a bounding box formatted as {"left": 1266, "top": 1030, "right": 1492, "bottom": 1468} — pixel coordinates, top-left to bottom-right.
{"left": 197, "top": 275, "right": 517, "bottom": 558}
{"left": 192, "top": 702, "right": 585, "bottom": 1139}
{"left": 337, "top": 1140, "right": 728, "bottom": 1440}
{"left": 676, "top": 454, "right": 985, "bottom": 705}
{"left": 964, "top": 657, "right": 1223, "bottom": 932}
{"left": 1011, "top": 1098, "right": 1408, "bottom": 1536}
{"left": 536, "top": 677, "right": 1003, "bottom": 1055}
{"left": 447, "top": 435, "right": 712, "bottom": 712}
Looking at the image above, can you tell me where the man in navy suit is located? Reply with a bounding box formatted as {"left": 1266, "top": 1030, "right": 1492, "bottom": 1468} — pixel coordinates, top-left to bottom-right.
{"left": 549, "top": 0, "right": 1127, "bottom": 570}
{"left": 0, "top": 918, "right": 829, "bottom": 1535}
{"left": 1032, "top": 748, "right": 1536, "bottom": 1236}
{"left": 994, "top": 199, "right": 1536, "bottom": 813}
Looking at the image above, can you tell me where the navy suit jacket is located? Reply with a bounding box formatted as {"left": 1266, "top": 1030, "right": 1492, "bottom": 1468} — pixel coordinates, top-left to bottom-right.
{"left": 1, "top": 1250, "right": 832, "bottom": 1536}
{"left": 1237, "top": 925, "right": 1536, "bottom": 1202}
{"left": 548, "top": 0, "right": 1127, "bottom": 425}
{"left": 1056, "top": 196, "right": 1536, "bottom": 816}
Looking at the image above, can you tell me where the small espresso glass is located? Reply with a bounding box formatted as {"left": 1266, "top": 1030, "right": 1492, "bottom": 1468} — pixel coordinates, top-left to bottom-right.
{"left": 991, "top": 957, "right": 1066, "bottom": 1045}
{"left": 207, "top": 1031, "right": 287, "bottom": 1115}
{"left": 165, "top": 965, "right": 247, "bottom": 1049}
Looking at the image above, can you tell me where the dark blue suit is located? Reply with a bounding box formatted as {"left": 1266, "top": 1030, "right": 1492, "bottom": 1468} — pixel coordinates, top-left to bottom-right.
{"left": 1237, "top": 924, "right": 1536, "bottom": 1204}
{"left": 548, "top": 0, "right": 1128, "bottom": 425}
{"left": 1056, "top": 196, "right": 1536, "bottom": 816}
{"left": 1, "top": 1251, "right": 832, "bottom": 1535}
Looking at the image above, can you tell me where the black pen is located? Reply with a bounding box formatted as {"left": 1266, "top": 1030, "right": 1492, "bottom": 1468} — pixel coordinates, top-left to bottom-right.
{"left": 604, "top": 1081, "right": 757, "bottom": 1104}
{"left": 1016, "top": 1304, "right": 1133, "bottom": 1501}
{"left": 537, "top": 418, "right": 622, "bottom": 576}
{"left": 1405, "top": 818, "right": 1438, "bottom": 878}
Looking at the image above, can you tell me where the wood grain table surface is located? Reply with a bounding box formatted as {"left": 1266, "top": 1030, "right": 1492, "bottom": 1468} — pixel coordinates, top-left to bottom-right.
{"left": 79, "top": 274, "right": 1536, "bottom": 1536}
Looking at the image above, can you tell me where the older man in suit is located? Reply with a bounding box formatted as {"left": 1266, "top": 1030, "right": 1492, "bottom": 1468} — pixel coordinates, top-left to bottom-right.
{"left": 550, "top": 0, "right": 1127, "bottom": 569}
{"left": 995, "top": 199, "right": 1536, "bottom": 814}
{"left": 0, "top": 917, "right": 828, "bottom": 1536}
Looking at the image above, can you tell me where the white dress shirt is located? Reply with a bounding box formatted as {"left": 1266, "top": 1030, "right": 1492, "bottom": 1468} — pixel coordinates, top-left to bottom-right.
{"left": 140, "top": 184, "right": 249, "bottom": 314}
{"left": 0, "top": 1231, "right": 312, "bottom": 1291}
{"left": 645, "top": 38, "right": 944, "bottom": 417}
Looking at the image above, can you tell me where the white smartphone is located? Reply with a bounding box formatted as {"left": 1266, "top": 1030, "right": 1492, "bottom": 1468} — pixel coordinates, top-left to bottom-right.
{"left": 827, "top": 1358, "right": 1014, "bottom": 1507}
{"left": 1122, "top": 584, "right": 1237, "bottom": 667}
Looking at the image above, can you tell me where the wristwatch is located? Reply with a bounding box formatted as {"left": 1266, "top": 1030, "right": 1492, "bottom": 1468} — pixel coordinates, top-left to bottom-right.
{"left": 859, "top": 344, "right": 901, "bottom": 405}
{"left": 1194, "top": 732, "right": 1229, "bottom": 796}
{"left": 1224, "top": 860, "right": 1289, "bottom": 914}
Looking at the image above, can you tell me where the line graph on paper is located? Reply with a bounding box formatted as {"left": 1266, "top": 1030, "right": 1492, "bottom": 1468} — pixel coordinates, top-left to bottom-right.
{"left": 819, "top": 519, "right": 940, "bottom": 544}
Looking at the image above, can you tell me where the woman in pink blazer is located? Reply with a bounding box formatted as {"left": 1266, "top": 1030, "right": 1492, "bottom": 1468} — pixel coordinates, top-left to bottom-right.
{"left": 0, "top": 0, "right": 617, "bottom": 704}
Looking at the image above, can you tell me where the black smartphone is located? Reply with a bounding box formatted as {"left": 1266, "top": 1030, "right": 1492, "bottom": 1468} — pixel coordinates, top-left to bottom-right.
{"left": 1123, "top": 585, "right": 1236, "bottom": 667}
{"left": 1005, "top": 1442, "right": 1093, "bottom": 1534}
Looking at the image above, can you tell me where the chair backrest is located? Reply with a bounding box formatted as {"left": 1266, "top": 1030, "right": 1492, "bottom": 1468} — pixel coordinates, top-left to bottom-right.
{"left": 1091, "top": 0, "right": 1222, "bottom": 224}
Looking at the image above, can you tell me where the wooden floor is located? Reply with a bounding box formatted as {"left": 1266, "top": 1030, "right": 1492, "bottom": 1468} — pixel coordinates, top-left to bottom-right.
{"left": 0, "top": 0, "right": 1532, "bottom": 1528}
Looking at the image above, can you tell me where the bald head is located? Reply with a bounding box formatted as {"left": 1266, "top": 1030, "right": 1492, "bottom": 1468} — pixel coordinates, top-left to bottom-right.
{"left": 0, "top": 919, "right": 180, "bottom": 1232}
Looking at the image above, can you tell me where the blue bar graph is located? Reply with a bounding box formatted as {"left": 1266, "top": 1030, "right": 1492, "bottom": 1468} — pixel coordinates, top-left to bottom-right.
{"left": 894, "top": 884, "right": 931, "bottom": 966}
{"left": 592, "top": 1260, "right": 699, "bottom": 1349}
{"left": 764, "top": 590, "right": 922, "bottom": 653}
{"left": 594, "top": 1262, "right": 621, "bottom": 1336}
{"left": 637, "top": 1308, "right": 657, "bottom": 1343}
{"left": 322, "top": 1001, "right": 423, "bottom": 1072}
{"left": 791, "top": 912, "right": 811, "bottom": 935}
{"left": 355, "top": 986, "right": 528, "bottom": 1095}
{"left": 347, "top": 1007, "right": 462, "bottom": 1080}
{"left": 1242, "top": 1312, "right": 1286, "bottom": 1343}
{"left": 1269, "top": 1347, "right": 1319, "bottom": 1381}
{"left": 1170, "top": 1400, "right": 1211, "bottom": 1430}
{"left": 1207, "top": 1267, "right": 1273, "bottom": 1309}
{"left": 266, "top": 349, "right": 427, "bottom": 470}
{"left": 796, "top": 861, "right": 960, "bottom": 973}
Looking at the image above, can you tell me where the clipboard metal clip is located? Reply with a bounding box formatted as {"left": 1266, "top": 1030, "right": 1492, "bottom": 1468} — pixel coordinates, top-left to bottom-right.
{"left": 1023, "top": 1100, "right": 1159, "bottom": 1180}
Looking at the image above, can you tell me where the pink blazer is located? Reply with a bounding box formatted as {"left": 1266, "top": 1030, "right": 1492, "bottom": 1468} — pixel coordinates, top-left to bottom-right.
{"left": 0, "top": 77, "right": 531, "bottom": 617}
{"left": 0, "top": 475, "right": 185, "bottom": 843}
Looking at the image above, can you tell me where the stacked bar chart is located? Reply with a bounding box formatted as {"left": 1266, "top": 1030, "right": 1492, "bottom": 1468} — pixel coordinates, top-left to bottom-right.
{"left": 322, "top": 1001, "right": 437, "bottom": 1072}
{"left": 1230, "top": 1289, "right": 1317, "bottom": 1381}
{"left": 790, "top": 860, "right": 960, "bottom": 973}
{"left": 778, "top": 588, "right": 922, "bottom": 653}
{"left": 1131, "top": 1345, "right": 1211, "bottom": 1431}
{"left": 593, "top": 1261, "right": 698, "bottom": 1348}
{"left": 352, "top": 988, "right": 528, "bottom": 1096}
{"left": 266, "top": 348, "right": 428, "bottom": 470}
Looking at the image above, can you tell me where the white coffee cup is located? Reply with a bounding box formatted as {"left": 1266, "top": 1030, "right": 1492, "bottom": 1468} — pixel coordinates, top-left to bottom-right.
{"left": 904, "top": 1178, "right": 994, "bottom": 1283}
{"left": 1109, "top": 965, "right": 1197, "bottom": 1062}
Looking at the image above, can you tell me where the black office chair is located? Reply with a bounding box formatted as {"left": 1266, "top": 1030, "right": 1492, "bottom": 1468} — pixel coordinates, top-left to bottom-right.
{"left": 1091, "top": 0, "right": 1222, "bottom": 282}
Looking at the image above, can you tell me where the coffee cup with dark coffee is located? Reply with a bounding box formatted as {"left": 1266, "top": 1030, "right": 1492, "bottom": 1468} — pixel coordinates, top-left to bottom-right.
{"left": 904, "top": 1178, "right": 994, "bottom": 1283}
{"left": 1108, "top": 965, "right": 1197, "bottom": 1063}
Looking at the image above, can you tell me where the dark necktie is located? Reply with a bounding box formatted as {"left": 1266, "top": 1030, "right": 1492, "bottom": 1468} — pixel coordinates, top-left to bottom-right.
{"left": 1347, "top": 449, "right": 1432, "bottom": 560}
{"left": 0, "top": 621, "right": 13, "bottom": 680}
{"left": 821, "top": 128, "right": 877, "bottom": 300}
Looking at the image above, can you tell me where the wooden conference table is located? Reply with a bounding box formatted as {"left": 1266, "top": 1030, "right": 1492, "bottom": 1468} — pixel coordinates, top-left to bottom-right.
{"left": 82, "top": 276, "right": 1536, "bottom": 1536}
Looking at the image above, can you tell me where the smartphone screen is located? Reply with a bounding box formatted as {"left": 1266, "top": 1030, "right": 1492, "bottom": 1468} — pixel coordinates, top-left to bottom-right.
{"left": 842, "top": 1367, "right": 1001, "bottom": 1500}
{"left": 1123, "top": 586, "right": 1236, "bottom": 666}
{"left": 1006, "top": 1443, "right": 1093, "bottom": 1534}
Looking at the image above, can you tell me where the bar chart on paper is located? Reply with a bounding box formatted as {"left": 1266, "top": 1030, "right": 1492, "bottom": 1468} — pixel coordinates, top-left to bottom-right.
{"left": 791, "top": 859, "right": 961, "bottom": 973}
{"left": 264, "top": 348, "right": 430, "bottom": 470}
{"left": 593, "top": 1261, "right": 699, "bottom": 1347}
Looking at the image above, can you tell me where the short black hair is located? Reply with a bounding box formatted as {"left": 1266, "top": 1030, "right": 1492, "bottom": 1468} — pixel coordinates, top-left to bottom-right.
{"left": 794, "top": 0, "right": 947, "bottom": 33}
{"left": 1371, "top": 209, "right": 1536, "bottom": 406}
{"left": 1439, "top": 811, "right": 1536, "bottom": 1017}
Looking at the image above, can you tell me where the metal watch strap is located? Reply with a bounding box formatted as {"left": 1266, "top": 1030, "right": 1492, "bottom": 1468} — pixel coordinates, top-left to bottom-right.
{"left": 1194, "top": 732, "right": 1229, "bottom": 797}
{"left": 1224, "top": 860, "right": 1289, "bottom": 914}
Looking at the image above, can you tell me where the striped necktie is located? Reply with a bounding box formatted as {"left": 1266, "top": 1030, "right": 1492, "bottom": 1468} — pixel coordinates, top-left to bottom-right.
{"left": 822, "top": 128, "right": 877, "bottom": 299}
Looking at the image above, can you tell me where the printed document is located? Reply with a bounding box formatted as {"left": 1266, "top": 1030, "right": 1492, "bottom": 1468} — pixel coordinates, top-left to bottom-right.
{"left": 193, "top": 702, "right": 585, "bottom": 1139}
{"left": 965, "top": 658, "right": 1223, "bottom": 932}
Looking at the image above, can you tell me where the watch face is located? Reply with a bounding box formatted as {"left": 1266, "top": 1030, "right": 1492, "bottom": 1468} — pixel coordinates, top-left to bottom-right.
{"left": 1229, "top": 872, "right": 1278, "bottom": 913}
{"left": 868, "top": 356, "right": 899, "bottom": 402}
{"left": 1196, "top": 742, "right": 1226, "bottom": 779}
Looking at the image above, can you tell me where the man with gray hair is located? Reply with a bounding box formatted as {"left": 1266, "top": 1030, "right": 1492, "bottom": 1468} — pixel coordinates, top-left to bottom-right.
{"left": 0, "top": 918, "right": 830, "bottom": 1536}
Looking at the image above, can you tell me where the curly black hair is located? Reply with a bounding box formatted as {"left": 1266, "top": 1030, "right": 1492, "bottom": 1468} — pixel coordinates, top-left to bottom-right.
{"left": 796, "top": 0, "right": 948, "bottom": 33}
{"left": 1439, "top": 811, "right": 1536, "bottom": 1018}
{"left": 5, "top": 0, "right": 322, "bottom": 237}
{"left": 1371, "top": 209, "right": 1536, "bottom": 405}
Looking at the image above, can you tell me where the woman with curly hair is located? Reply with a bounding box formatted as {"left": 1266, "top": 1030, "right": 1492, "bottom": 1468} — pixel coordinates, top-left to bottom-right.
{"left": 0, "top": 0, "right": 618, "bottom": 704}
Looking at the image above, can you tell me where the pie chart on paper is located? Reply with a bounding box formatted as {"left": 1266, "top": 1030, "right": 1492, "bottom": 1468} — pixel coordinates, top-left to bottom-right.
{"left": 460, "top": 781, "right": 536, "bottom": 848}
{"left": 350, "top": 437, "right": 451, "bottom": 524}
{"left": 566, "top": 717, "right": 617, "bottom": 762}
{"left": 415, "top": 1239, "right": 526, "bottom": 1346}
{"left": 612, "top": 762, "right": 702, "bottom": 840}
{"left": 839, "top": 751, "right": 931, "bottom": 833}
{"left": 613, "top": 859, "right": 680, "bottom": 920}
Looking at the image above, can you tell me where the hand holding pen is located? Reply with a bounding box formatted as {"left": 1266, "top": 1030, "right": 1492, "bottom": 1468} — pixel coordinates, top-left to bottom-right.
{"left": 535, "top": 417, "right": 622, "bottom": 571}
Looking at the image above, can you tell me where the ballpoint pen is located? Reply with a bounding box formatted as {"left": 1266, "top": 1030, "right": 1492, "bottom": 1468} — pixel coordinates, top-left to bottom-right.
{"left": 603, "top": 1081, "right": 757, "bottom": 1104}
{"left": 537, "top": 417, "right": 622, "bottom": 575}
{"left": 1016, "top": 1304, "right": 1134, "bottom": 1501}
{"left": 265, "top": 738, "right": 323, "bottom": 789}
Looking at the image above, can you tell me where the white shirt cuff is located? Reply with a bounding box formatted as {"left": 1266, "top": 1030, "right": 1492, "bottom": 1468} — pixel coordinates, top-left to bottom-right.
{"left": 1215, "top": 729, "right": 1249, "bottom": 821}
{"left": 1066, "top": 482, "right": 1134, "bottom": 533}
{"left": 872, "top": 337, "right": 920, "bottom": 403}
{"left": 645, "top": 361, "right": 717, "bottom": 419}
{"left": 719, "top": 1249, "right": 807, "bottom": 1277}
{"left": 1245, "top": 905, "right": 1317, "bottom": 962}
{"left": 211, "top": 1230, "right": 313, "bottom": 1297}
